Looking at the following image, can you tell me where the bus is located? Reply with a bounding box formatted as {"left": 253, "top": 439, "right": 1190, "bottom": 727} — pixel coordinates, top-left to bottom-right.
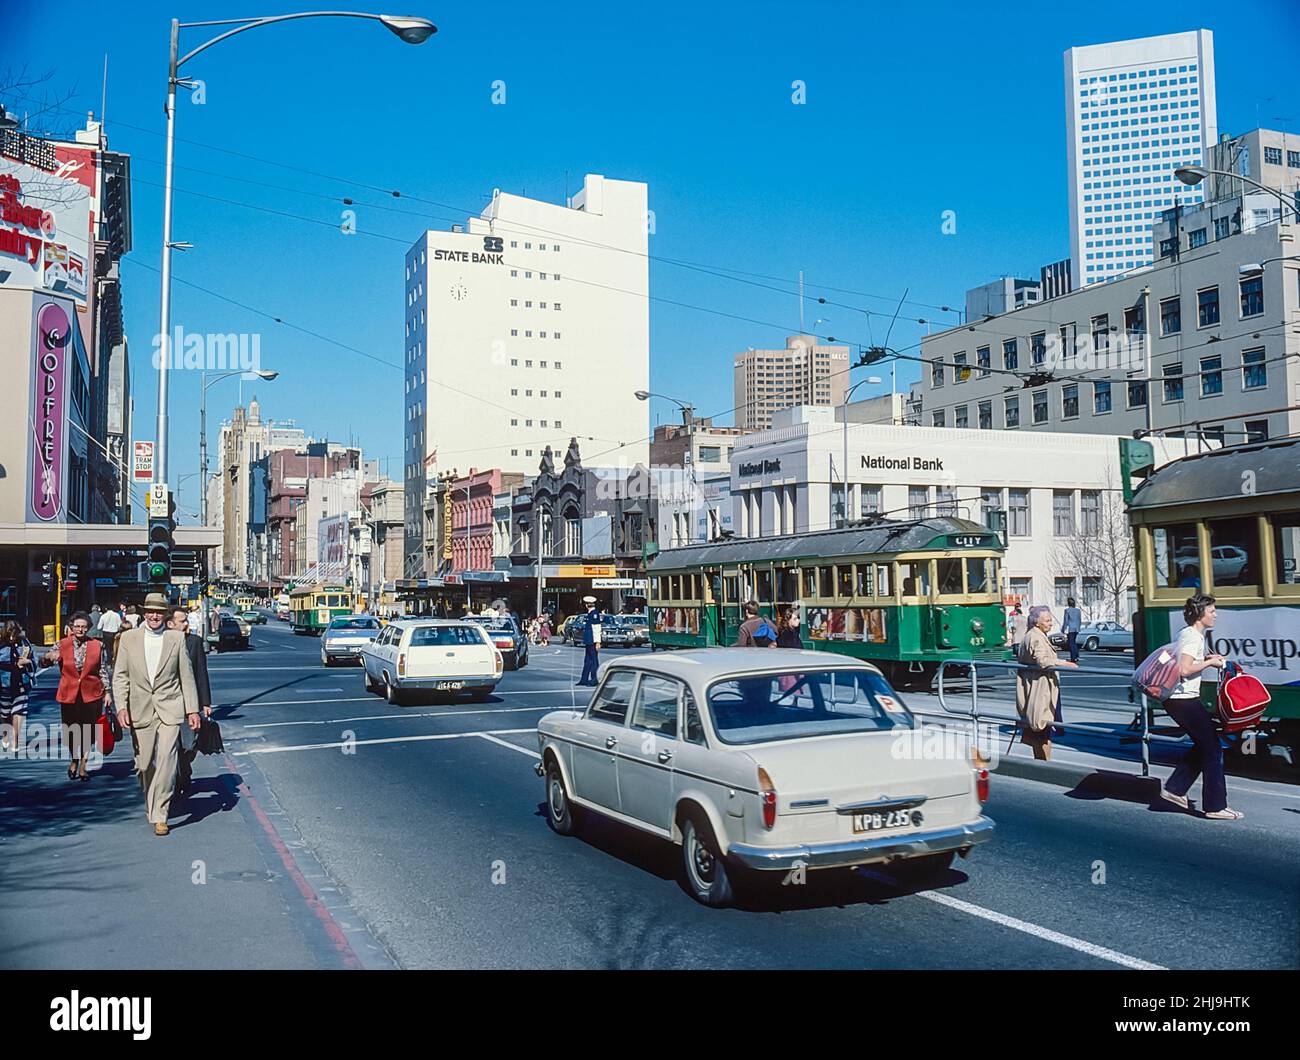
{"left": 646, "top": 516, "right": 1011, "bottom": 690}
{"left": 289, "top": 583, "right": 355, "bottom": 635}
{"left": 1127, "top": 436, "right": 1299, "bottom": 760}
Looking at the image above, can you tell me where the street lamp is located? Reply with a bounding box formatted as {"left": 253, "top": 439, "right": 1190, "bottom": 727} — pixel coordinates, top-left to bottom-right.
{"left": 1173, "top": 165, "right": 1298, "bottom": 221}
{"left": 153, "top": 11, "right": 436, "bottom": 490}
{"left": 1239, "top": 255, "right": 1300, "bottom": 276}
{"left": 637, "top": 389, "right": 697, "bottom": 550}
{"left": 839, "top": 375, "right": 882, "bottom": 526}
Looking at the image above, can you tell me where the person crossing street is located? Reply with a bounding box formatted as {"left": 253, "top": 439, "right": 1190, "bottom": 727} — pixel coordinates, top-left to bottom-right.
{"left": 111, "top": 593, "right": 201, "bottom": 836}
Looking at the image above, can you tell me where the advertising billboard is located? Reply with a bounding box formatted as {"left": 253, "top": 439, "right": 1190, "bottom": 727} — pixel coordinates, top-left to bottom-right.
{"left": 0, "top": 157, "right": 92, "bottom": 304}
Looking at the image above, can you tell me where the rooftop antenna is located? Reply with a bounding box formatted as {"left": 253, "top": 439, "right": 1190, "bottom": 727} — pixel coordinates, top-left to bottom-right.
{"left": 799, "top": 270, "right": 805, "bottom": 333}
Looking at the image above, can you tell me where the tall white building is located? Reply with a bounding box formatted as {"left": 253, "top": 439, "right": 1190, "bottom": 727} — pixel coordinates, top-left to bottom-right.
{"left": 403, "top": 174, "right": 650, "bottom": 565}
{"left": 1065, "top": 30, "right": 1217, "bottom": 286}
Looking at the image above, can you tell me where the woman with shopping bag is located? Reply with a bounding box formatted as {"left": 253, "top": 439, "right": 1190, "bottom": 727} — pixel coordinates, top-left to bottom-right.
{"left": 1014, "top": 606, "right": 1078, "bottom": 760}
{"left": 40, "top": 612, "right": 113, "bottom": 781}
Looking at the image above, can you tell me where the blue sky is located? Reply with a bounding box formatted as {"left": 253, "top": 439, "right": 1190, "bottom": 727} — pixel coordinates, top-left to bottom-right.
{"left": 10, "top": 0, "right": 1300, "bottom": 520}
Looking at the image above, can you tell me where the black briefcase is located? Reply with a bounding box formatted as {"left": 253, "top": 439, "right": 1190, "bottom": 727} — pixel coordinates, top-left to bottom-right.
{"left": 195, "top": 715, "right": 224, "bottom": 756}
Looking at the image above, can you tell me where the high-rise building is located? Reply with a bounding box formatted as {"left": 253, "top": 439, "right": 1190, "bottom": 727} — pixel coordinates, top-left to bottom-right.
{"left": 1065, "top": 30, "right": 1218, "bottom": 286}
{"left": 402, "top": 174, "right": 650, "bottom": 573}
{"left": 733, "top": 336, "right": 850, "bottom": 431}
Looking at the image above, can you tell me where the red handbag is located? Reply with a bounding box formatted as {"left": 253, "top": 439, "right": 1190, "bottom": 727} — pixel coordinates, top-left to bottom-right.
{"left": 1216, "top": 661, "right": 1271, "bottom": 733}
{"left": 95, "top": 712, "right": 116, "bottom": 756}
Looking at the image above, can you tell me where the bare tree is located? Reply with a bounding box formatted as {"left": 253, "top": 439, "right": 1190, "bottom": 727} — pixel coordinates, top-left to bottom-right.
{"left": 1050, "top": 475, "right": 1135, "bottom": 624}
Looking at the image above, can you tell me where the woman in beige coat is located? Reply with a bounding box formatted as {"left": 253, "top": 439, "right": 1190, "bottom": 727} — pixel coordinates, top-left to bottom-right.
{"left": 1015, "top": 605, "right": 1078, "bottom": 760}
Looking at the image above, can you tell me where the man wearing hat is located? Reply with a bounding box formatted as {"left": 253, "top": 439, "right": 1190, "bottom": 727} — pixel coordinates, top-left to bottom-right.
{"left": 112, "top": 592, "right": 201, "bottom": 836}
{"left": 578, "top": 595, "right": 603, "bottom": 687}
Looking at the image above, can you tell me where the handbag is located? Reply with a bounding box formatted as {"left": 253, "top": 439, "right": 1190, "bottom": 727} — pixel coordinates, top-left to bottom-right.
{"left": 1131, "top": 641, "right": 1183, "bottom": 703}
{"left": 195, "top": 715, "right": 224, "bottom": 756}
{"left": 96, "top": 712, "right": 116, "bottom": 756}
{"left": 1216, "top": 661, "right": 1271, "bottom": 733}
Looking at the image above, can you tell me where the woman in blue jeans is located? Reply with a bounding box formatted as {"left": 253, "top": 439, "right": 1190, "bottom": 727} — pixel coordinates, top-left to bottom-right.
{"left": 1158, "top": 593, "right": 1241, "bottom": 820}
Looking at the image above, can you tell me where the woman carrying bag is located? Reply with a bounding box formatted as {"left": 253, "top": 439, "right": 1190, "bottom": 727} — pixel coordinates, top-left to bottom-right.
{"left": 40, "top": 611, "right": 113, "bottom": 781}
{"left": 1014, "top": 605, "right": 1078, "bottom": 760}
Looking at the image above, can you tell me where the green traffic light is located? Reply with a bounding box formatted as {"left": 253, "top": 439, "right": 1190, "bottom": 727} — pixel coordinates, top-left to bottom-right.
{"left": 149, "top": 563, "right": 169, "bottom": 580}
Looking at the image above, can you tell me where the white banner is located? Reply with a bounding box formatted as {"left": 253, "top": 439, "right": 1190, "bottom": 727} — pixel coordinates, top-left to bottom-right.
{"left": 1168, "top": 606, "right": 1300, "bottom": 687}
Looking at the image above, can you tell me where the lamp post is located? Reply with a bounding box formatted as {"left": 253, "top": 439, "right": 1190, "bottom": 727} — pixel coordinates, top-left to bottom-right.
{"left": 153, "top": 12, "right": 435, "bottom": 489}
{"left": 200, "top": 367, "right": 277, "bottom": 637}
{"left": 839, "top": 375, "right": 883, "bottom": 526}
{"left": 1239, "top": 255, "right": 1300, "bottom": 275}
{"left": 636, "top": 389, "right": 696, "bottom": 546}
{"left": 1173, "top": 165, "right": 1298, "bottom": 221}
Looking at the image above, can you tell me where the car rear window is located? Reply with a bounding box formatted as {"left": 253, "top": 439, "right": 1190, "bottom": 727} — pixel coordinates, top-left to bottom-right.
{"left": 706, "top": 669, "right": 914, "bottom": 745}
{"left": 330, "top": 618, "right": 379, "bottom": 630}
{"left": 408, "top": 625, "right": 486, "bottom": 647}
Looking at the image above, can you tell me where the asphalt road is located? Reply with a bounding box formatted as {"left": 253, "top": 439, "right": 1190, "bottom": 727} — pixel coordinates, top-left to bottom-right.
{"left": 206, "top": 620, "right": 1299, "bottom": 970}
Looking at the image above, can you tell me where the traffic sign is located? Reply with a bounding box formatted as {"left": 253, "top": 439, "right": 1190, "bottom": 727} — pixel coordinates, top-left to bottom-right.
{"left": 133, "top": 441, "right": 155, "bottom": 482}
{"left": 149, "top": 483, "right": 170, "bottom": 518}
{"left": 172, "top": 576, "right": 194, "bottom": 586}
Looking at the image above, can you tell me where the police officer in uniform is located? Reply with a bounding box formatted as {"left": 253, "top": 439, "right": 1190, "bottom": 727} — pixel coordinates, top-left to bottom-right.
{"left": 578, "top": 595, "right": 602, "bottom": 686}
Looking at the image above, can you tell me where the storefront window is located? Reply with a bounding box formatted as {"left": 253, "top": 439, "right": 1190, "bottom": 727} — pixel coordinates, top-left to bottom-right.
{"left": 1152, "top": 523, "right": 1200, "bottom": 589}
{"left": 1273, "top": 515, "right": 1300, "bottom": 586}
{"left": 1207, "top": 518, "right": 1260, "bottom": 587}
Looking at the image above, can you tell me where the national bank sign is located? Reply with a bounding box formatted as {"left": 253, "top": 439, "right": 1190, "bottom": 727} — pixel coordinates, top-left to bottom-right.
{"left": 861, "top": 454, "right": 945, "bottom": 471}
{"left": 738, "top": 458, "right": 781, "bottom": 478}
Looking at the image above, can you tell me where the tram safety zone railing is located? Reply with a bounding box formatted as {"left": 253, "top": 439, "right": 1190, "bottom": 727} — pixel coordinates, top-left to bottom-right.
{"left": 929, "top": 659, "right": 1189, "bottom": 777}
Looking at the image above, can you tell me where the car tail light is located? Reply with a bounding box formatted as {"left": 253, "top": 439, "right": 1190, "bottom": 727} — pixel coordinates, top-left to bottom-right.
{"left": 757, "top": 766, "right": 777, "bottom": 829}
{"left": 494, "top": 650, "right": 503, "bottom": 674}
{"left": 971, "top": 746, "right": 990, "bottom": 803}
{"left": 397, "top": 652, "right": 406, "bottom": 677}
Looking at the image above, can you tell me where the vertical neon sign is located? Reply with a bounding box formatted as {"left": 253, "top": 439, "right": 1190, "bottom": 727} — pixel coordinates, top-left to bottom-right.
{"left": 30, "top": 299, "right": 69, "bottom": 521}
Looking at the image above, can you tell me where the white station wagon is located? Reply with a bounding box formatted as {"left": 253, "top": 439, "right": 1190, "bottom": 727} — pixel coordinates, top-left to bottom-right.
{"left": 360, "top": 619, "right": 503, "bottom": 705}
{"left": 536, "top": 649, "right": 993, "bottom": 907}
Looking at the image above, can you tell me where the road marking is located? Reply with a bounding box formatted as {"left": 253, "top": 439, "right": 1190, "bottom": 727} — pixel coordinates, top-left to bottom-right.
{"left": 917, "top": 891, "right": 1165, "bottom": 970}
{"left": 232, "top": 727, "right": 537, "bottom": 755}
{"left": 244, "top": 705, "right": 552, "bottom": 729}
{"left": 478, "top": 732, "right": 541, "bottom": 759}
{"left": 205, "top": 665, "right": 326, "bottom": 671}
{"left": 232, "top": 697, "right": 374, "bottom": 708}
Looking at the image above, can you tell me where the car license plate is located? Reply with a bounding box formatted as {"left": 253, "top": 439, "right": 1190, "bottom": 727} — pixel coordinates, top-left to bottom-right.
{"left": 435, "top": 681, "right": 464, "bottom": 691}
{"left": 852, "top": 809, "right": 915, "bottom": 833}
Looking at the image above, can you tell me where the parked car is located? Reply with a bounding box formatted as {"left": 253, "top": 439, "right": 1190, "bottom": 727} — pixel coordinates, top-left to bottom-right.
{"left": 321, "top": 615, "right": 384, "bottom": 666}
{"left": 1049, "top": 621, "right": 1133, "bottom": 652}
{"left": 464, "top": 615, "right": 529, "bottom": 669}
{"left": 360, "top": 619, "right": 503, "bottom": 705}
{"left": 215, "top": 615, "right": 248, "bottom": 652}
{"left": 565, "top": 614, "right": 588, "bottom": 646}
{"left": 536, "top": 649, "right": 993, "bottom": 907}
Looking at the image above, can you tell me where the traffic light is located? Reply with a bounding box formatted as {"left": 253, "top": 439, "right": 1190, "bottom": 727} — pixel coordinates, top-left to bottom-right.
{"left": 40, "top": 560, "right": 53, "bottom": 591}
{"left": 147, "top": 493, "right": 176, "bottom": 584}
{"left": 65, "top": 563, "right": 79, "bottom": 592}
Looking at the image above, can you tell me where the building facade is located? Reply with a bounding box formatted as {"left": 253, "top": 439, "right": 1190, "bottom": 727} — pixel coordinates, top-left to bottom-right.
{"left": 727, "top": 407, "right": 1195, "bottom": 620}
{"left": 403, "top": 173, "right": 651, "bottom": 569}
{"left": 1065, "top": 30, "right": 1217, "bottom": 286}
{"left": 1206, "top": 127, "right": 1300, "bottom": 217}
{"left": 917, "top": 217, "right": 1299, "bottom": 445}
{"left": 733, "top": 335, "right": 850, "bottom": 431}
{"left": 649, "top": 417, "right": 747, "bottom": 471}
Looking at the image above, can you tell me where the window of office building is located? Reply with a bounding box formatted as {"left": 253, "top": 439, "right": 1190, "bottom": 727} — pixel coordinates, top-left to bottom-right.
{"left": 1054, "top": 578, "right": 1076, "bottom": 607}
{"left": 981, "top": 488, "right": 1003, "bottom": 529}
{"left": 1093, "top": 380, "right": 1112, "bottom": 414}
{"left": 1188, "top": 227, "right": 1207, "bottom": 249}
{"left": 1080, "top": 490, "right": 1100, "bottom": 536}
{"left": 978, "top": 401, "right": 992, "bottom": 429}
{"left": 1009, "top": 577, "right": 1032, "bottom": 604}
{"left": 1264, "top": 146, "right": 1283, "bottom": 166}
{"left": 931, "top": 360, "right": 945, "bottom": 387}
{"left": 1245, "top": 419, "right": 1269, "bottom": 443}
{"left": 1240, "top": 275, "right": 1264, "bottom": 317}
{"left": 1032, "top": 390, "right": 1048, "bottom": 424}
{"left": 1008, "top": 489, "right": 1031, "bottom": 537}
{"left": 953, "top": 352, "right": 968, "bottom": 382}
{"left": 1128, "top": 378, "right": 1148, "bottom": 408}
{"left": 1242, "top": 348, "right": 1267, "bottom": 390}
{"left": 1160, "top": 296, "right": 1180, "bottom": 335}
{"left": 955, "top": 405, "right": 969, "bottom": 429}
{"left": 1004, "top": 395, "right": 1019, "bottom": 428}
{"left": 908, "top": 486, "right": 929, "bottom": 519}
{"left": 1062, "top": 384, "right": 1079, "bottom": 419}
{"left": 932, "top": 410, "right": 946, "bottom": 428}
{"left": 1091, "top": 314, "right": 1110, "bottom": 353}
{"left": 1197, "top": 286, "right": 1220, "bottom": 327}
{"left": 1214, "top": 215, "right": 1231, "bottom": 240}
{"left": 1200, "top": 355, "right": 1222, "bottom": 396}
{"left": 977, "top": 347, "right": 990, "bottom": 377}
{"left": 860, "top": 485, "right": 883, "bottom": 515}
{"left": 1003, "top": 339, "right": 1018, "bottom": 371}
{"left": 1031, "top": 332, "right": 1047, "bottom": 366}
{"left": 1162, "top": 363, "right": 1183, "bottom": 402}
{"left": 936, "top": 486, "right": 957, "bottom": 517}
{"left": 698, "top": 446, "right": 721, "bottom": 463}
{"left": 1053, "top": 491, "right": 1075, "bottom": 536}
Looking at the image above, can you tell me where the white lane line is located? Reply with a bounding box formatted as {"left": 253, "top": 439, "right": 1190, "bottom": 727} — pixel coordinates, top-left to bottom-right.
{"left": 232, "top": 727, "right": 537, "bottom": 756}
{"left": 478, "top": 732, "right": 541, "bottom": 759}
{"left": 205, "top": 665, "right": 326, "bottom": 671}
{"left": 244, "top": 705, "right": 552, "bottom": 729}
{"left": 229, "top": 696, "right": 375, "bottom": 708}
{"left": 917, "top": 891, "right": 1165, "bottom": 970}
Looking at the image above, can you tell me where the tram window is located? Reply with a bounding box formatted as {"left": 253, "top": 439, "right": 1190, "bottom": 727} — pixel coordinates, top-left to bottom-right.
{"left": 1207, "top": 518, "right": 1260, "bottom": 587}
{"left": 665, "top": 576, "right": 676, "bottom": 601}
{"left": 818, "top": 566, "right": 834, "bottom": 597}
{"left": 855, "top": 564, "right": 874, "bottom": 597}
{"left": 802, "top": 568, "right": 818, "bottom": 597}
{"left": 776, "top": 568, "right": 799, "bottom": 603}
{"left": 1272, "top": 515, "right": 1300, "bottom": 585}
{"left": 707, "top": 572, "right": 722, "bottom": 603}
{"left": 875, "top": 564, "right": 891, "bottom": 598}
{"left": 755, "top": 568, "right": 774, "bottom": 604}
{"left": 693, "top": 573, "right": 703, "bottom": 599}
{"left": 1153, "top": 523, "right": 1200, "bottom": 589}
{"left": 966, "top": 558, "right": 991, "bottom": 594}
{"left": 838, "top": 566, "right": 854, "bottom": 597}
{"left": 898, "top": 561, "right": 930, "bottom": 598}
{"left": 650, "top": 576, "right": 659, "bottom": 598}
{"left": 937, "top": 559, "right": 963, "bottom": 595}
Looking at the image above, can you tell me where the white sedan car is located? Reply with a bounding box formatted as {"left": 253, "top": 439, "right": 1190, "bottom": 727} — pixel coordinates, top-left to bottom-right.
{"left": 360, "top": 619, "right": 503, "bottom": 705}
{"left": 536, "top": 649, "right": 993, "bottom": 907}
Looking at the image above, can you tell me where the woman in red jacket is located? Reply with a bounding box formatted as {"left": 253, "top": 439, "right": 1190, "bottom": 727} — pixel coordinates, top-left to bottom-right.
{"left": 40, "top": 611, "right": 113, "bottom": 781}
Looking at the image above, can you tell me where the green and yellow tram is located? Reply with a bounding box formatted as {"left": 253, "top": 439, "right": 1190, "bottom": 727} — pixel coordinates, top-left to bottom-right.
{"left": 646, "top": 516, "right": 1011, "bottom": 690}
{"left": 289, "top": 583, "right": 356, "bottom": 635}
{"left": 1127, "top": 437, "right": 1300, "bottom": 755}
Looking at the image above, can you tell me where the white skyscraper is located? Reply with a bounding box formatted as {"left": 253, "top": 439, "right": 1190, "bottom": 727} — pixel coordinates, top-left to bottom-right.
{"left": 1065, "top": 30, "right": 1218, "bottom": 286}
{"left": 402, "top": 174, "right": 650, "bottom": 564}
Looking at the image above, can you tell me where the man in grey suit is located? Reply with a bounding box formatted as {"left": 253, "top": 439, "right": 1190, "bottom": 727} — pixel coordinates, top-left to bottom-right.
{"left": 112, "top": 593, "right": 201, "bottom": 835}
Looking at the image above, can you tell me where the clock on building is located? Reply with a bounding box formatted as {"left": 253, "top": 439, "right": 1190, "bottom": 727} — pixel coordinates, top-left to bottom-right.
{"left": 450, "top": 281, "right": 468, "bottom": 301}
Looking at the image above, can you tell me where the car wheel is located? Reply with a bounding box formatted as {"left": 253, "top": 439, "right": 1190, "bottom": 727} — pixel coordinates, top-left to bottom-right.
{"left": 681, "top": 813, "right": 737, "bottom": 908}
{"left": 363, "top": 666, "right": 379, "bottom": 694}
{"left": 384, "top": 676, "right": 405, "bottom": 706}
{"left": 1085, "top": 637, "right": 1100, "bottom": 652}
{"left": 545, "top": 759, "right": 581, "bottom": 836}
{"left": 321, "top": 653, "right": 332, "bottom": 667}
{"left": 888, "top": 850, "right": 955, "bottom": 886}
